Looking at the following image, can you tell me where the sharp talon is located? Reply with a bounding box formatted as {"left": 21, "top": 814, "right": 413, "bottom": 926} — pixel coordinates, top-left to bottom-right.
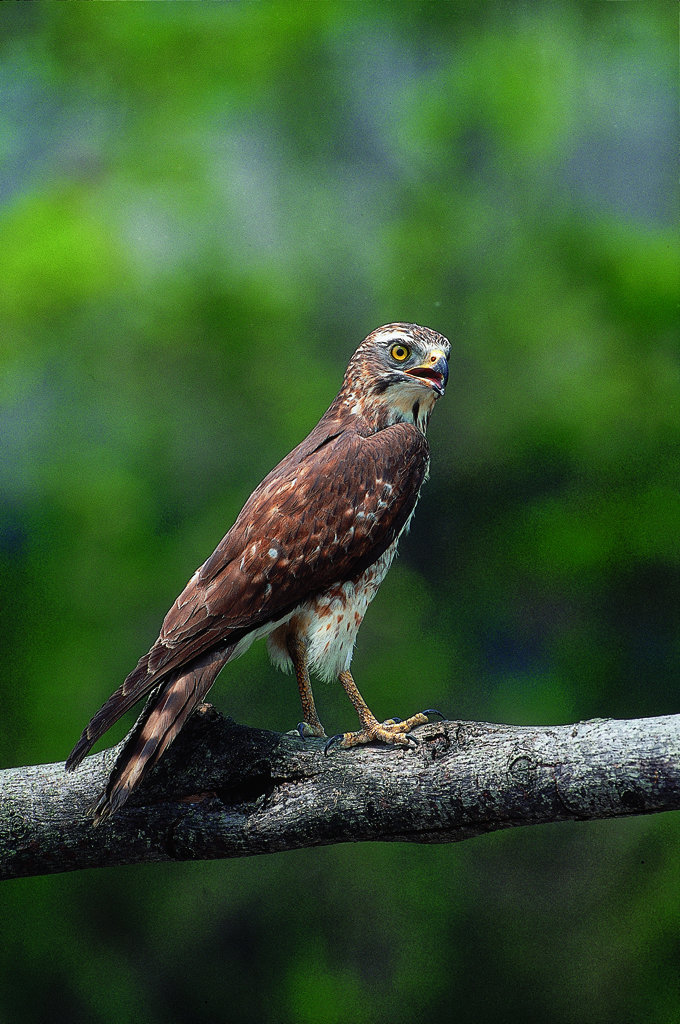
{"left": 391, "top": 717, "right": 403, "bottom": 724}
{"left": 405, "top": 732, "right": 420, "bottom": 745}
{"left": 297, "top": 723, "right": 308, "bottom": 740}
{"left": 422, "top": 709, "right": 445, "bottom": 719}
{"left": 324, "top": 734, "right": 343, "bottom": 756}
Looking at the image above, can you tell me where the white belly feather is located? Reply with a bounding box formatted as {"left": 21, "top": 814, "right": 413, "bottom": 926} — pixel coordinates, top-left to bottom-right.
{"left": 266, "top": 535, "right": 401, "bottom": 683}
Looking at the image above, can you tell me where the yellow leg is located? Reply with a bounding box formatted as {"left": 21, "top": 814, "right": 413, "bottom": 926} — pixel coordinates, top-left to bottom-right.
{"left": 286, "top": 633, "right": 326, "bottom": 738}
{"left": 328, "top": 669, "right": 431, "bottom": 751}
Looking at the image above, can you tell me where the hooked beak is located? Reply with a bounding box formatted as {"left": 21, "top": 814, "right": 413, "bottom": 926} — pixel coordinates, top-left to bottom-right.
{"left": 404, "top": 349, "right": 449, "bottom": 397}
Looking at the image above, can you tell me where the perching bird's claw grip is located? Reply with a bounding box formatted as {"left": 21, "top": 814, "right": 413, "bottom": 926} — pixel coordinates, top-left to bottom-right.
{"left": 324, "top": 734, "right": 343, "bottom": 756}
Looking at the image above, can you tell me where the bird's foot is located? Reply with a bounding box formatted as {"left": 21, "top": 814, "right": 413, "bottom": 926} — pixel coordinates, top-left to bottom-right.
{"left": 296, "top": 720, "right": 327, "bottom": 740}
{"left": 324, "top": 709, "right": 442, "bottom": 755}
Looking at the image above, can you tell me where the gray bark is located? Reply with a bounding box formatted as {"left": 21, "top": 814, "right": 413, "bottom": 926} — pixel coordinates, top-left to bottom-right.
{"left": 2, "top": 706, "right": 679, "bottom": 880}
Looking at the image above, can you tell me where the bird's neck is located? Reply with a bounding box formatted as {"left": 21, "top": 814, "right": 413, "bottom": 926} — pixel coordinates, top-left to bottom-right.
{"left": 378, "top": 390, "right": 436, "bottom": 435}
{"left": 329, "top": 387, "right": 435, "bottom": 437}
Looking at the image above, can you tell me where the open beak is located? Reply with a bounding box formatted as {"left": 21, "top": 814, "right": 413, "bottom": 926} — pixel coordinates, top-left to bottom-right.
{"left": 404, "top": 350, "right": 449, "bottom": 397}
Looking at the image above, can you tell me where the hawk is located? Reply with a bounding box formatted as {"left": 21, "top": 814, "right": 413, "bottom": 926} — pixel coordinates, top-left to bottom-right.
{"left": 66, "top": 322, "right": 450, "bottom": 821}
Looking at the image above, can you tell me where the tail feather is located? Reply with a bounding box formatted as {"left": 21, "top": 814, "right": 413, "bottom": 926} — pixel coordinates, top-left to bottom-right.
{"left": 91, "top": 645, "right": 231, "bottom": 823}
{"left": 65, "top": 653, "right": 157, "bottom": 771}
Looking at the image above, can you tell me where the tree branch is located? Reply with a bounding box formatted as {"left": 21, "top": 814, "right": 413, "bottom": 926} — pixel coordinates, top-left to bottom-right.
{"left": 2, "top": 706, "right": 680, "bottom": 880}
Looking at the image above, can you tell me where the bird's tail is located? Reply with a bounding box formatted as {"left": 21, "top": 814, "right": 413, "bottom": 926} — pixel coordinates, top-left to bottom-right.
{"left": 67, "top": 646, "right": 232, "bottom": 823}
{"left": 66, "top": 651, "right": 159, "bottom": 772}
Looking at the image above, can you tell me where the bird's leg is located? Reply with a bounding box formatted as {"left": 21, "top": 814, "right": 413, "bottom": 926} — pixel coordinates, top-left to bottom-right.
{"left": 329, "top": 669, "right": 430, "bottom": 750}
{"left": 286, "top": 633, "right": 326, "bottom": 739}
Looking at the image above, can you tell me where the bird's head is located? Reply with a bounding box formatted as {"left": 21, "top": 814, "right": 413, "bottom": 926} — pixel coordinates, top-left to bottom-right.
{"left": 341, "top": 323, "right": 450, "bottom": 433}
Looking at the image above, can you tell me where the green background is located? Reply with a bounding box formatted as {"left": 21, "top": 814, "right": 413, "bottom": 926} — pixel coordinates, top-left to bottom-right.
{"left": 1, "top": 3, "right": 678, "bottom": 1022}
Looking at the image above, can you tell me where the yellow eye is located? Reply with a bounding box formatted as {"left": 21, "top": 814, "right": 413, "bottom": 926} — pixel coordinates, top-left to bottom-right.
{"left": 390, "top": 343, "right": 411, "bottom": 362}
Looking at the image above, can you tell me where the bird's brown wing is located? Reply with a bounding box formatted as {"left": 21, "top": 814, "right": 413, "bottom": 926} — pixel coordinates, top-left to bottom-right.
{"left": 154, "top": 420, "right": 429, "bottom": 672}
{"left": 66, "top": 421, "right": 429, "bottom": 771}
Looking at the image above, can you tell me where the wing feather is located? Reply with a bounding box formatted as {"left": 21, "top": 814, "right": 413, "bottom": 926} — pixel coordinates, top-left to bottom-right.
{"left": 154, "top": 421, "right": 429, "bottom": 673}
{"left": 66, "top": 420, "right": 429, "bottom": 767}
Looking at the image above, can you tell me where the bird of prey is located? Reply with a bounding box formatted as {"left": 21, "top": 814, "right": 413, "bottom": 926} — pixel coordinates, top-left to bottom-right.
{"left": 66, "top": 322, "right": 450, "bottom": 821}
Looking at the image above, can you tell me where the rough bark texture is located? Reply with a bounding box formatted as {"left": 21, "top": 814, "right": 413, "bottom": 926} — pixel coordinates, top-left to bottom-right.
{"left": 2, "top": 706, "right": 680, "bottom": 880}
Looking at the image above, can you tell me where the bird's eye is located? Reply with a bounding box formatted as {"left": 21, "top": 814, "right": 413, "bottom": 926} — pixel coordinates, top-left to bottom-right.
{"left": 390, "top": 343, "right": 411, "bottom": 362}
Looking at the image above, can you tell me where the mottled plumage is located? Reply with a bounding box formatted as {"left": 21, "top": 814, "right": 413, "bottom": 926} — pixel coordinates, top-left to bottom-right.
{"left": 66, "top": 323, "right": 450, "bottom": 821}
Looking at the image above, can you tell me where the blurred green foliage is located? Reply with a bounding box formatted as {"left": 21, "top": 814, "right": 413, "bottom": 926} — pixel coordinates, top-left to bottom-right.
{"left": 1, "top": 3, "right": 678, "bottom": 1023}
